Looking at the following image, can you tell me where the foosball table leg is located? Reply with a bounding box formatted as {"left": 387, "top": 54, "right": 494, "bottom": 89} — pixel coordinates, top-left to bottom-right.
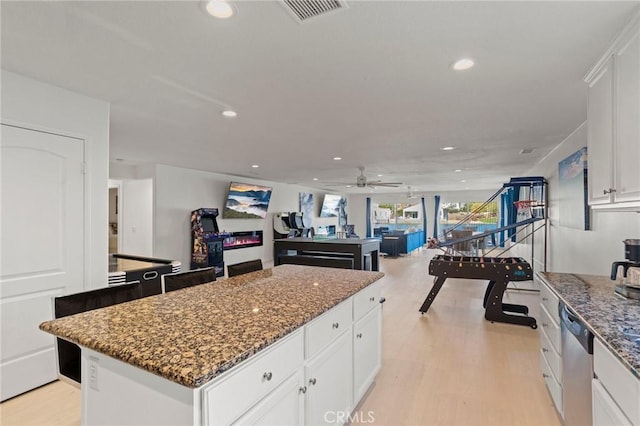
{"left": 484, "top": 279, "right": 538, "bottom": 328}
{"left": 419, "top": 275, "right": 447, "bottom": 314}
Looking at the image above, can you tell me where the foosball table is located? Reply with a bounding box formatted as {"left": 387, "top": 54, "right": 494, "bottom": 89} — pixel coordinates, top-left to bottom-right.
{"left": 419, "top": 255, "right": 537, "bottom": 328}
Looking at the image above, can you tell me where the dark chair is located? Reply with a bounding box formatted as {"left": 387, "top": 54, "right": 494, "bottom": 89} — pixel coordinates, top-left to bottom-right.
{"left": 162, "top": 267, "right": 216, "bottom": 293}
{"left": 227, "top": 259, "right": 263, "bottom": 277}
{"left": 53, "top": 282, "right": 143, "bottom": 384}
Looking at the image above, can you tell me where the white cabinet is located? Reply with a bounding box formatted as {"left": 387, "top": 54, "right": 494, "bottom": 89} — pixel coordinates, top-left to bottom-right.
{"left": 233, "top": 372, "right": 304, "bottom": 426}
{"left": 592, "top": 338, "right": 640, "bottom": 426}
{"left": 586, "top": 15, "right": 640, "bottom": 211}
{"left": 203, "top": 330, "right": 304, "bottom": 426}
{"left": 592, "top": 379, "right": 632, "bottom": 426}
{"left": 538, "top": 280, "right": 563, "bottom": 417}
{"left": 353, "top": 306, "right": 381, "bottom": 403}
{"left": 304, "top": 331, "right": 353, "bottom": 425}
{"left": 587, "top": 56, "right": 614, "bottom": 206}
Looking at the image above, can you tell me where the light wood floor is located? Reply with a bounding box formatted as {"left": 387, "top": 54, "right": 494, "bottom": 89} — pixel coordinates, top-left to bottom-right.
{"left": 1, "top": 249, "right": 561, "bottom": 426}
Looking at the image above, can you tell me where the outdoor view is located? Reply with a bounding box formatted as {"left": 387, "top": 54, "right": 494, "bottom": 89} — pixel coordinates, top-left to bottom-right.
{"left": 373, "top": 202, "right": 423, "bottom": 234}
{"left": 439, "top": 201, "right": 499, "bottom": 236}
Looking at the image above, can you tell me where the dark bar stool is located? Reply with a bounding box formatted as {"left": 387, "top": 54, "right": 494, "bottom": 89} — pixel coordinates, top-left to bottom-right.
{"left": 227, "top": 259, "right": 263, "bottom": 277}
{"left": 53, "top": 282, "right": 143, "bottom": 384}
{"left": 162, "top": 267, "right": 216, "bottom": 293}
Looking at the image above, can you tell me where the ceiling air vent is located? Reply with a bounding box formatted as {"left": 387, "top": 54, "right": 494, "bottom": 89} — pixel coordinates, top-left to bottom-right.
{"left": 282, "top": 0, "right": 345, "bottom": 22}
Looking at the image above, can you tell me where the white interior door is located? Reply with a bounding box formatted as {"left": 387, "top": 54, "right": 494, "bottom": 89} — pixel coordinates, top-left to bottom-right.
{"left": 1, "top": 124, "right": 84, "bottom": 401}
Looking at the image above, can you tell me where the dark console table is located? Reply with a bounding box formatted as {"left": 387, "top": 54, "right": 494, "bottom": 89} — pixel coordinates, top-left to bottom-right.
{"left": 274, "top": 237, "right": 380, "bottom": 271}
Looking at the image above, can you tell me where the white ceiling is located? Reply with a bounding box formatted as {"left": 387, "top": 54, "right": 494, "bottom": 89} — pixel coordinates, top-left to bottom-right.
{"left": 2, "top": 1, "right": 638, "bottom": 194}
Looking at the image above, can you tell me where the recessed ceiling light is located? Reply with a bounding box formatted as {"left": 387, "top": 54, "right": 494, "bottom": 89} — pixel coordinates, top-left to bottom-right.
{"left": 451, "top": 58, "right": 475, "bottom": 71}
{"left": 251, "top": 164, "right": 259, "bottom": 168}
{"left": 333, "top": 156, "right": 342, "bottom": 161}
{"left": 346, "top": 185, "right": 352, "bottom": 188}
{"left": 461, "top": 180, "right": 467, "bottom": 183}
{"left": 377, "top": 174, "right": 383, "bottom": 177}
{"left": 312, "top": 177, "right": 319, "bottom": 181}
{"left": 441, "top": 146, "right": 456, "bottom": 151}
{"left": 454, "top": 169, "right": 462, "bottom": 173}
{"left": 221, "top": 110, "right": 237, "bottom": 118}
{"left": 204, "top": 0, "right": 234, "bottom": 18}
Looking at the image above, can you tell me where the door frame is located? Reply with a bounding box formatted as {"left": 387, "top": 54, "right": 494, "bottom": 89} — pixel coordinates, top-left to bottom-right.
{"left": 108, "top": 179, "right": 124, "bottom": 254}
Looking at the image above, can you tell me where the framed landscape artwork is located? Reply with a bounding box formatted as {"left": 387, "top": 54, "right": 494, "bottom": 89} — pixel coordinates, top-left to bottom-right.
{"left": 558, "top": 147, "right": 590, "bottom": 230}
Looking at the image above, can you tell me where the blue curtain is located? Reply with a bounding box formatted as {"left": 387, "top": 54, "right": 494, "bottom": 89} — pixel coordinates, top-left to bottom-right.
{"left": 500, "top": 192, "right": 508, "bottom": 247}
{"left": 421, "top": 197, "right": 427, "bottom": 244}
{"left": 433, "top": 195, "right": 440, "bottom": 239}
{"left": 365, "top": 197, "right": 372, "bottom": 238}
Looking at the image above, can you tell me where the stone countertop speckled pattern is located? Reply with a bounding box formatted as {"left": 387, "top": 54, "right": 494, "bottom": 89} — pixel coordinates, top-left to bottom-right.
{"left": 40, "top": 265, "right": 385, "bottom": 388}
{"left": 538, "top": 272, "right": 640, "bottom": 379}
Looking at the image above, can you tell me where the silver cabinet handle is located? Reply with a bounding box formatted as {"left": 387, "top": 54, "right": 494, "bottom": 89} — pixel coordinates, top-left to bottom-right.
{"left": 542, "top": 373, "right": 549, "bottom": 379}
{"left": 369, "top": 297, "right": 375, "bottom": 302}
{"left": 542, "top": 322, "right": 549, "bottom": 327}
{"left": 299, "top": 386, "right": 307, "bottom": 394}
{"left": 332, "top": 322, "right": 339, "bottom": 329}
{"left": 262, "top": 372, "right": 272, "bottom": 381}
{"left": 542, "top": 297, "right": 548, "bottom": 301}
{"left": 309, "top": 378, "right": 317, "bottom": 386}
{"left": 356, "top": 333, "right": 363, "bottom": 339}
{"left": 603, "top": 188, "right": 617, "bottom": 195}
{"left": 542, "top": 347, "right": 548, "bottom": 353}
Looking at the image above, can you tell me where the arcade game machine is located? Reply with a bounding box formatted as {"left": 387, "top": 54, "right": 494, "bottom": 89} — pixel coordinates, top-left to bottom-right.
{"left": 274, "top": 212, "right": 306, "bottom": 238}
{"left": 191, "top": 208, "right": 225, "bottom": 277}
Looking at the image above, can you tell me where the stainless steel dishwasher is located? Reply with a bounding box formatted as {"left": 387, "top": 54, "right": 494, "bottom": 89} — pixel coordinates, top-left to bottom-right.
{"left": 560, "top": 302, "right": 594, "bottom": 426}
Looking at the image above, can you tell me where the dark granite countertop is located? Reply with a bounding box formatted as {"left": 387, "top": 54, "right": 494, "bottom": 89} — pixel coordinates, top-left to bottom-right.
{"left": 538, "top": 272, "right": 640, "bottom": 379}
{"left": 40, "top": 265, "right": 385, "bottom": 388}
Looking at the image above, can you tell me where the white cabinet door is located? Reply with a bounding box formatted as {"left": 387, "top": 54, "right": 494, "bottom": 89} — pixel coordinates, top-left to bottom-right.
{"left": 305, "top": 331, "right": 353, "bottom": 426}
{"left": 0, "top": 124, "right": 85, "bottom": 401}
{"left": 233, "top": 371, "right": 304, "bottom": 426}
{"left": 587, "top": 56, "right": 614, "bottom": 206}
{"left": 353, "top": 306, "right": 381, "bottom": 403}
{"left": 592, "top": 379, "right": 632, "bottom": 426}
{"left": 614, "top": 26, "right": 640, "bottom": 205}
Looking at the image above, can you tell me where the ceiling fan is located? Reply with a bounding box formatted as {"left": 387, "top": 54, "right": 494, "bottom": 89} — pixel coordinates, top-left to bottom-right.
{"left": 324, "top": 166, "right": 403, "bottom": 188}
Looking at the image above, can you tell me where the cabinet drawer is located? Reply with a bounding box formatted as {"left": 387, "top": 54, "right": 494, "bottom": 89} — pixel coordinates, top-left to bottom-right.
{"left": 203, "top": 330, "right": 304, "bottom": 426}
{"left": 541, "top": 351, "right": 563, "bottom": 417}
{"left": 540, "top": 326, "right": 561, "bottom": 382}
{"left": 594, "top": 338, "right": 640, "bottom": 425}
{"left": 353, "top": 280, "right": 382, "bottom": 321}
{"left": 306, "top": 298, "right": 352, "bottom": 359}
{"left": 539, "top": 283, "right": 559, "bottom": 322}
{"left": 539, "top": 303, "right": 561, "bottom": 353}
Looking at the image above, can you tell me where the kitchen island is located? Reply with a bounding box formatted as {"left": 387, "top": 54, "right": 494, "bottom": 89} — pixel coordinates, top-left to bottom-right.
{"left": 40, "top": 265, "right": 385, "bottom": 425}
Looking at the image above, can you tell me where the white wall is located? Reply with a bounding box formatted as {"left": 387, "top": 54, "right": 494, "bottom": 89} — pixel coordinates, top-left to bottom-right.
{"left": 150, "top": 164, "right": 342, "bottom": 270}
{"left": 121, "top": 179, "right": 153, "bottom": 256}
{"left": 1, "top": 70, "right": 110, "bottom": 289}
{"left": 518, "top": 122, "right": 640, "bottom": 274}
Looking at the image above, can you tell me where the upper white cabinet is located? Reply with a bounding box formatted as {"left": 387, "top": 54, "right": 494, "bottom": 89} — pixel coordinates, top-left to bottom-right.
{"left": 586, "top": 15, "right": 640, "bottom": 211}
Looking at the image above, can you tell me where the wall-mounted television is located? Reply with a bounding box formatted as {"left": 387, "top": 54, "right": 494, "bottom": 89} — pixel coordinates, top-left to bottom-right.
{"left": 222, "top": 182, "right": 272, "bottom": 219}
{"left": 320, "top": 194, "right": 344, "bottom": 217}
